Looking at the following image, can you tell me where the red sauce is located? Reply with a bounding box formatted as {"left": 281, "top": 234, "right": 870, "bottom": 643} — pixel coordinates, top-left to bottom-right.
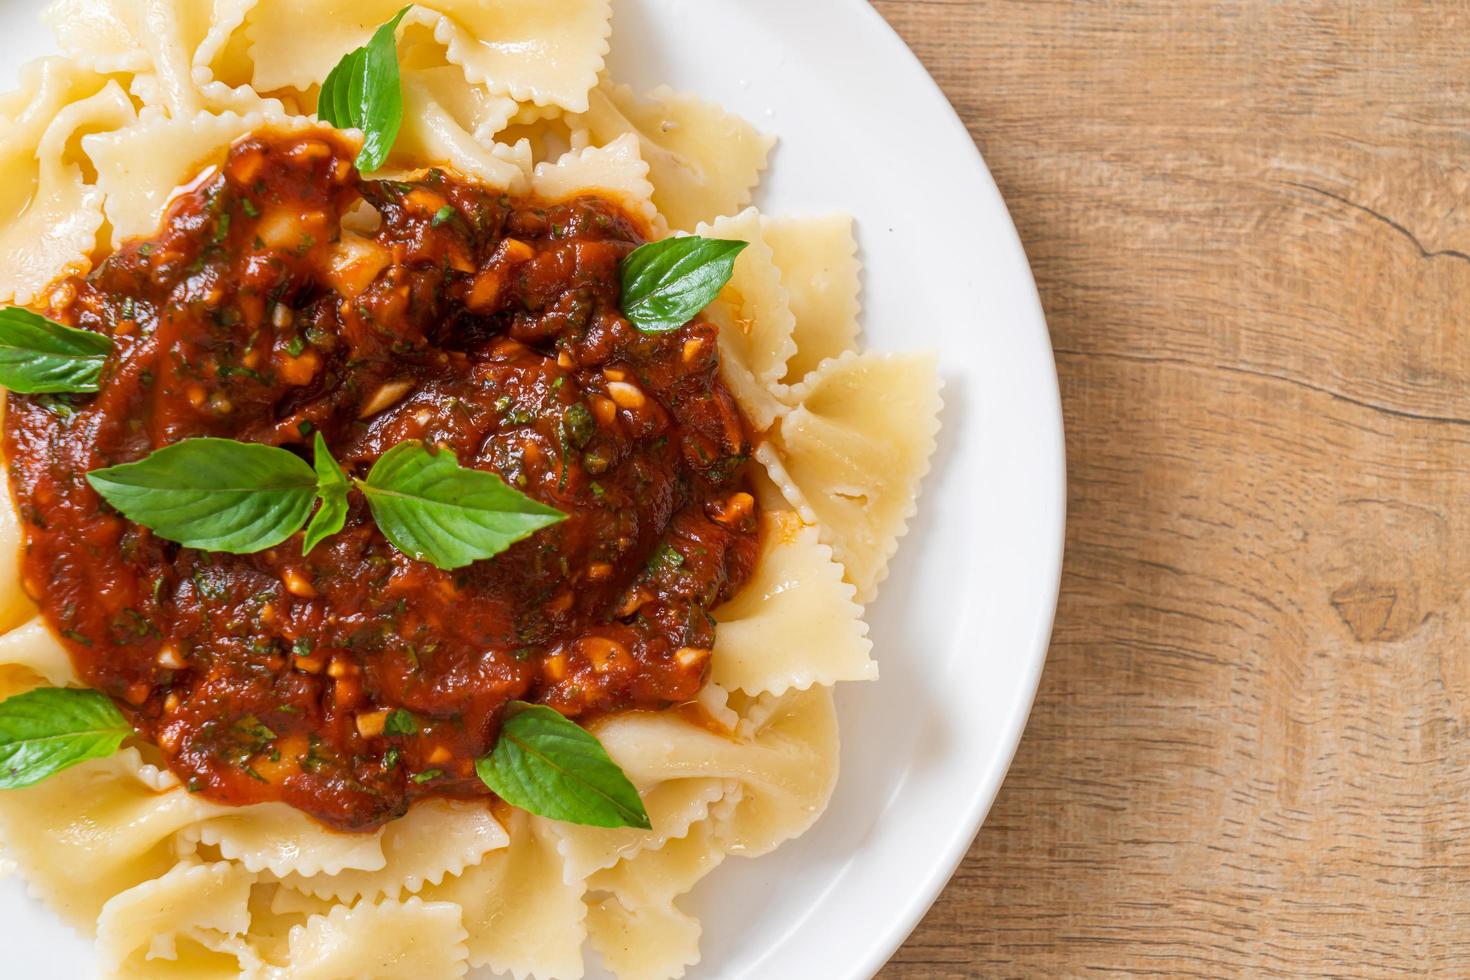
{"left": 3, "top": 132, "right": 760, "bottom": 831}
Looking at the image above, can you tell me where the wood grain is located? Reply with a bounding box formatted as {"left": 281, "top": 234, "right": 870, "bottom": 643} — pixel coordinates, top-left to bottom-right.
{"left": 869, "top": 1, "right": 1470, "bottom": 976}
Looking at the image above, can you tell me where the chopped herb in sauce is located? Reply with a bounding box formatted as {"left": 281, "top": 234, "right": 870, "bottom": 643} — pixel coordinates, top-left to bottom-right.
{"left": 383, "top": 709, "right": 418, "bottom": 736}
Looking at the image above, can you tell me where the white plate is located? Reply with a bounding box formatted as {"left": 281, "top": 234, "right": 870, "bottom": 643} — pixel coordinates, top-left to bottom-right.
{"left": 0, "top": 1, "right": 1064, "bottom": 977}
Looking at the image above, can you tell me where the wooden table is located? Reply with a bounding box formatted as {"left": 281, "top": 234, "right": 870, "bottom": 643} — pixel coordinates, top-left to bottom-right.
{"left": 871, "top": 2, "right": 1468, "bottom": 976}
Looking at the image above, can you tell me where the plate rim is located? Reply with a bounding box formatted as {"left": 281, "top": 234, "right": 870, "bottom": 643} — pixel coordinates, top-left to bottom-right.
{"left": 836, "top": 1, "right": 1064, "bottom": 974}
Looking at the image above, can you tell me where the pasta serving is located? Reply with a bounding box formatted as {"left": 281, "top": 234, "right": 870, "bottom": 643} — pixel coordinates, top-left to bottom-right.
{"left": 0, "top": 2, "right": 942, "bottom": 978}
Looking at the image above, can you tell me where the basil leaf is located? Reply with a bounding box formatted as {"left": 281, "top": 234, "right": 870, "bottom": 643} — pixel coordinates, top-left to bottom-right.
{"left": 87, "top": 438, "right": 318, "bottom": 553}
{"left": 619, "top": 236, "right": 749, "bottom": 334}
{"left": 357, "top": 441, "right": 566, "bottom": 570}
{"left": 476, "top": 702, "right": 651, "bottom": 829}
{"left": 384, "top": 708, "right": 417, "bottom": 736}
{"left": 0, "top": 307, "right": 114, "bottom": 394}
{"left": 317, "top": 6, "right": 410, "bottom": 173}
{"left": 303, "top": 432, "right": 349, "bottom": 554}
{"left": 0, "top": 687, "right": 130, "bottom": 789}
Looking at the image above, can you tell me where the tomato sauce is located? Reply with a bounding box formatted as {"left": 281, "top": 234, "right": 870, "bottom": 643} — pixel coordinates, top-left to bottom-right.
{"left": 3, "top": 132, "right": 760, "bottom": 831}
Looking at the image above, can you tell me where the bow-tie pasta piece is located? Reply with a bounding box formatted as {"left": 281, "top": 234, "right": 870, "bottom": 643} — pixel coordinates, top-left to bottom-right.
{"left": 258, "top": 896, "right": 470, "bottom": 980}
{"left": 243, "top": 884, "right": 334, "bottom": 967}
{"left": 275, "top": 798, "right": 509, "bottom": 902}
{"left": 578, "top": 793, "right": 743, "bottom": 980}
{"left": 422, "top": 809, "right": 589, "bottom": 980}
{"left": 0, "top": 454, "right": 56, "bottom": 698}
{"left": 245, "top": 0, "right": 610, "bottom": 114}
{"left": 394, "top": 66, "right": 526, "bottom": 188}
{"left": 42, "top": 0, "right": 256, "bottom": 115}
{"left": 580, "top": 82, "right": 774, "bottom": 233}
{"left": 0, "top": 619, "right": 81, "bottom": 699}
{"left": 496, "top": 102, "right": 594, "bottom": 168}
{"left": 0, "top": 749, "right": 215, "bottom": 928}
{"left": 762, "top": 215, "right": 864, "bottom": 384}
{"left": 711, "top": 511, "right": 875, "bottom": 697}
{"left": 533, "top": 133, "right": 666, "bottom": 240}
{"left": 716, "top": 686, "right": 840, "bottom": 857}
{"left": 0, "top": 60, "right": 137, "bottom": 306}
{"left": 0, "top": 428, "right": 39, "bottom": 644}
{"left": 426, "top": 0, "right": 611, "bottom": 111}
{"left": 245, "top": 0, "right": 422, "bottom": 91}
{"left": 382, "top": 26, "right": 528, "bottom": 183}
{"left": 128, "top": 71, "right": 299, "bottom": 117}
{"left": 110, "top": 934, "right": 260, "bottom": 980}
{"left": 184, "top": 801, "right": 388, "bottom": 878}
{"left": 587, "top": 897, "right": 702, "bottom": 980}
{"left": 97, "top": 859, "right": 259, "bottom": 977}
{"left": 84, "top": 110, "right": 323, "bottom": 247}
{"left": 396, "top": 28, "right": 518, "bottom": 142}
{"left": 543, "top": 777, "right": 735, "bottom": 882}
{"left": 757, "top": 350, "right": 943, "bottom": 602}
{"left": 593, "top": 685, "right": 839, "bottom": 861}
{"left": 692, "top": 208, "right": 798, "bottom": 431}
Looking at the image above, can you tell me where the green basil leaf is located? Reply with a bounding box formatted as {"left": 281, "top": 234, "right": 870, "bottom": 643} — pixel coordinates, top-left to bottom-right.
{"left": 303, "top": 432, "right": 349, "bottom": 554}
{"left": 316, "top": 6, "right": 410, "bottom": 173}
{"left": 619, "top": 236, "right": 749, "bottom": 334}
{"left": 323, "top": 48, "right": 361, "bottom": 133}
{"left": 476, "top": 702, "right": 650, "bottom": 829}
{"left": 0, "top": 687, "right": 130, "bottom": 789}
{"left": 384, "top": 708, "right": 418, "bottom": 736}
{"left": 87, "top": 438, "right": 318, "bottom": 553}
{"left": 0, "top": 307, "right": 114, "bottom": 394}
{"left": 358, "top": 440, "right": 565, "bottom": 570}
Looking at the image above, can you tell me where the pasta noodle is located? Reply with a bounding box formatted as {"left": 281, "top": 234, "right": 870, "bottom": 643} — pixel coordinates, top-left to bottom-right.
{"left": 128, "top": 72, "right": 299, "bottom": 118}
{"left": 694, "top": 208, "right": 798, "bottom": 431}
{"left": 0, "top": 618, "right": 80, "bottom": 692}
{"left": 711, "top": 511, "right": 876, "bottom": 696}
{"left": 0, "top": 749, "right": 212, "bottom": 927}
{"left": 423, "top": 808, "right": 589, "bottom": 979}
{"left": 532, "top": 133, "right": 666, "bottom": 240}
{"left": 589, "top": 813, "right": 731, "bottom": 911}
{"left": 274, "top": 798, "right": 509, "bottom": 901}
{"left": 97, "top": 859, "right": 258, "bottom": 974}
{"left": 85, "top": 108, "right": 319, "bottom": 246}
{"left": 260, "top": 896, "right": 470, "bottom": 980}
{"left": 244, "top": 0, "right": 612, "bottom": 113}
{"left": 594, "top": 686, "right": 840, "bottom": 859}
{"left": 0, "top": 0, "right": 944, "bottom": 976}
{"left": 185, "top": 801, "right": 390, "bottom": 878}
{"left": 579, "top": 82, "right": 774, "bottom": 233}
{"left": 0, "top": 61, "right": 135, "bottom": 306}
{"left": 43, "top": 0, "right": 205, "bottom": 116}
{"left": 545, "top": 777, "right": 735, "bottom": 883}
{"left": 244, "top": 884, "right": 329, "bottom": 966}
{"left": 763, "top": 215, "right": 864, "bottom": 383}
{"left": 586, "top": 896, "right": 702, "bottom": 980}
{"left": 41, "top": 0, "right": 258, "bottom": 100}
{"left": 395, "top": 65, "right": 528, "bottom": 187}
{"left": 756, "top": 351, "right": 944, "bottom": 602}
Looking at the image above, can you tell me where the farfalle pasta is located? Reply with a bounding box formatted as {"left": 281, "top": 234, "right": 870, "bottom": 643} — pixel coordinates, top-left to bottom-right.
{"left": 0, "top": 1, "right": 942, "bottom": 977}
{"left": 0, "top": 60, "right": 136, "bottom": 306}
{"left": 577, "top": 82, "right": 774, "bottom": 233}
